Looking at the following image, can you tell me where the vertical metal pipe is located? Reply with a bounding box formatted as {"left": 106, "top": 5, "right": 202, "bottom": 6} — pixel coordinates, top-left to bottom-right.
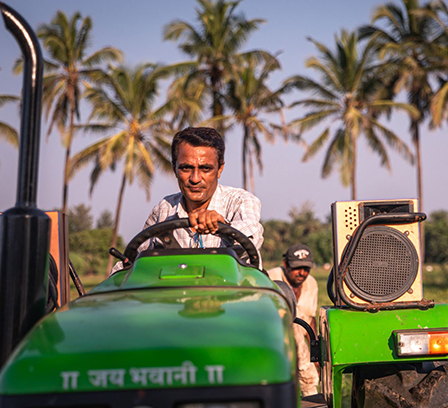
{"left": 1, "top": 2, "right": 43, "bottom": 207}
{"left": 0, "top": 3, "right": 50, "bottom": 367}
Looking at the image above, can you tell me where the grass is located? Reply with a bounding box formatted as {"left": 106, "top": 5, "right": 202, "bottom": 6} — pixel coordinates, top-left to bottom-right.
{"left": 69, "top": 273, "right": 105, "bottom": 300}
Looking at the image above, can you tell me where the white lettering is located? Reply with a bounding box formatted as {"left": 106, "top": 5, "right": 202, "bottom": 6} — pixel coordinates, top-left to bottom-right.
{"left": 130, "top": 362, "right": 198, "bottom": 387}
{"left": 60, "top": 362, "right": 215, "bottom": 390}
{"left": 204, "top": 365, "right": 225, "bottom": 384}
{"left": 108, "top": 369, "right": 126, "bottom": 387}
{"left": 173, "top": 361, "right": 197, "bottom": 385}
{"left": 87, "top": 369, "right": 126, "bottom": 388}
{"left": 130, "top": 367, "right": 150, "bottom": 386}
{"left": 148, "top": 367, "right": 167, "bottom": 385}
{"left": 61, "top": 371, "right": 79, "bottom": 390}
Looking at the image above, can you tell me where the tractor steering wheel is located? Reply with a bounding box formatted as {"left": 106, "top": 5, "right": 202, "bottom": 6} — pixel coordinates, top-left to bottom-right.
{"left": 122, "top": 218, "right": 260, "bottom": 269}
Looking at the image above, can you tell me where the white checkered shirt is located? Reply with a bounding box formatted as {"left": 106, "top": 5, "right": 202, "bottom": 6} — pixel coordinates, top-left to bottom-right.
{"left": 111, "top": 185, "right": 263, "bottom": 273}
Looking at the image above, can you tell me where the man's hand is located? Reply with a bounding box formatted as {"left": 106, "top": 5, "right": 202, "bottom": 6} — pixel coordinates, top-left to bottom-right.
{"left": 188, "top": 209, "right": 228, "bottom": 234}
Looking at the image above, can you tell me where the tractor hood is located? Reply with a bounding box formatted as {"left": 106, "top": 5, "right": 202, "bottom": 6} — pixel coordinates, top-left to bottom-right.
{"left": 90, "top": 251, "right": 277, "bottom": 293}
{"left": 0, "top": 283, "right": 295, "bottom": 395}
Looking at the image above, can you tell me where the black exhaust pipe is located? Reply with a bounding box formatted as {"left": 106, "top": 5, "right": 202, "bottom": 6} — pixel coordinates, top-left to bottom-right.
{"left": 0, "top": 3, "right": 50, "bottom": 367}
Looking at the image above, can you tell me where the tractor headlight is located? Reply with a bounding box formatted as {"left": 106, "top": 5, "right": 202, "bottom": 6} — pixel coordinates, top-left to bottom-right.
{"left": 178, "top": 403, "right": 260, "bottom": 408}
{"left": 394, "top": 329, "right": 448, "bottom": 357}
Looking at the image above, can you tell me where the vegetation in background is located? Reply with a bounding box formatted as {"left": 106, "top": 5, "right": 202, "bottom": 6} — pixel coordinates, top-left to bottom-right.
{"left": 223, "top": 54, "right": 283, "bottom": 191}
{"left": 425, "top": 210, "right": 448, "bottom": 264}
{"left": 4, "top": 0, "right": 448, "bottom": 266}
{"left": 163, "top": 0, "right": 273, "bottom": 133}
{"left": 261, "top": 203, "right": 333, "bottom": 266}
{"left": 68, "top": 204, "right": 123, "bottom": 276}
{"left": 284, "top": 30, "right": 417, "bottom": 200}
{"left": 359, "top": 0, "right": 448, "bottom": 212}
{"left": 31, "top": 11, "right": 122, "bottom": 214}
{"left": 0, "top": 94, "right": 19, "bottom": 173}
{"left": 68, "top": 64, "right": 173, "bottom": 274}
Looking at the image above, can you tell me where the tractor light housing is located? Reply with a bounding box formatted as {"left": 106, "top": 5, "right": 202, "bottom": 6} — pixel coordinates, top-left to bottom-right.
{"left": 394, "top": 329, "right": 448, "bottom": 357}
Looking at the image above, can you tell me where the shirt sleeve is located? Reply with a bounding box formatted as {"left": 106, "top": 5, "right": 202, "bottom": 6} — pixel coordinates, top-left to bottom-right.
{"left": 297, "top": 275, "right": 318, "bottom": 320}
{"left": 143, "top": 202, "right": 161, "bottom": 229}
{"left": 138, "top": 202, "right": 164, "bottom": 251}
{"left": 227, "top": 191, "right": 264, "bottom": 251}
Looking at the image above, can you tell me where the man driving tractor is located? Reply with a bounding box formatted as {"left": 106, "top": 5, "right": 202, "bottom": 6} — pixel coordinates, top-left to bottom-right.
{"left": 112, "top": 126, "right": 263, "bottom": 273}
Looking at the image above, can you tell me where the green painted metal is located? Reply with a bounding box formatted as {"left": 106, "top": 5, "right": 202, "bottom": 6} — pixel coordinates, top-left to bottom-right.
{"left": 90, "top": 254, "right": 277, "bottom": 294}
{"left": 0, "top": 253, "right": 296, "bottom": 396}
{"left": 321, "top": 304, "right": 448, "bottom": 408}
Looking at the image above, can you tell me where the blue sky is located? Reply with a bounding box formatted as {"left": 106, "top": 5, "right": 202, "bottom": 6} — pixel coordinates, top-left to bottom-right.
{"left": 0, "top": 0, "right": 447, "bottom": 241}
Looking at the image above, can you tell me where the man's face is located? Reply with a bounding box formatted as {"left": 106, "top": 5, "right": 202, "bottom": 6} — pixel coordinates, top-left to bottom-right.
{"left": 174, "top": 142, "right": 224, "bottom": 212}
{"left": 284, "top": 262, "right": 311, "bottom": 287}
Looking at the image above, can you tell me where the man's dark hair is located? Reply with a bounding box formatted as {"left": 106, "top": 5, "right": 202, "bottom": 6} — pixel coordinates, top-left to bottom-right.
{"left": 171, "top": 127, "right": 225, "bottom": 167}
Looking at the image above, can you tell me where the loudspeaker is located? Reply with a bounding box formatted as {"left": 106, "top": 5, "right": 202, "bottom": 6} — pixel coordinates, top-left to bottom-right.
{"left": 331, "top": 199, "right": 423, "bottom": 306}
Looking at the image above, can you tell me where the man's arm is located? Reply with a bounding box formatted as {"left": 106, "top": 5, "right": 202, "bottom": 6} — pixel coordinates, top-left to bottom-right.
{"left": 188, "top": 209, "right": 228, "bottom": 235}
{"left": 188, "top": 189, "right": 263, "bottom": 250}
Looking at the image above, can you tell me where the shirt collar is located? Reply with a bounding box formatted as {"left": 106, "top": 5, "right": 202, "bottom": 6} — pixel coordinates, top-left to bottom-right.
{"left": 206, "top": 184, "right": 223, "bottom": 212}
{"left": 176, "top": 196, "right": 189, "bottom": 218}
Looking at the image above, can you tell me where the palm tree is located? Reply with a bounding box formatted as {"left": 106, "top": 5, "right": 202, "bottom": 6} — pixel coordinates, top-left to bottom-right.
{"left": 165, "top": 75, "right": 208, "bottom": 131}
{"left": 284, "top": 30, "right": 417, "bottom": 199}
{"left": 32, "top": 11, "right": 122, "bottom": 214}
{"left": 358, "top": 0, "right": 446, "bottom": 212}
{"left": 68, "top": 64, "right": 172, "bottom": 274}
{"left": 163, "top": 0, "right": 271, "bottom": 131}
{"left": 0, "top": 95, "right": 19, "bottom": 170}
{"left": 223, "top": 54, "right": 283, "bottom": 191}
{"left": 416, "top": 1, "right": 448, "bottom": 127}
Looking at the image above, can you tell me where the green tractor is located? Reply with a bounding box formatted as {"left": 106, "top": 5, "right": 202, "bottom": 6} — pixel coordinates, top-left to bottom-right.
{"left": 0, "top": 4, "right": 447, "bottom": 408}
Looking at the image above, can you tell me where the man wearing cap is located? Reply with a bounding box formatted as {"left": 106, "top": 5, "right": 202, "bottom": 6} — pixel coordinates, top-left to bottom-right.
{"left": 267, "top": 244, "right": 319, "bottom": 397}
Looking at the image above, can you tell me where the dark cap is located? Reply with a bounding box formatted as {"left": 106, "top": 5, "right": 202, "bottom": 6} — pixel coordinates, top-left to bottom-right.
{"left": 283, "top": 244, "right": 314, "bottom": 269}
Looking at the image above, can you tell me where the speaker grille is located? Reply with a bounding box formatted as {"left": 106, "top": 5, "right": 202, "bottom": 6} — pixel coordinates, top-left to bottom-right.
{"left": 345, "top": 226, "right": 419, "bottom": 302}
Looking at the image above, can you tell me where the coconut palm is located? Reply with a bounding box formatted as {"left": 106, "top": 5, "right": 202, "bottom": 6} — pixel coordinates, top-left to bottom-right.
{"left": 358, "top": 0, "right": 446, "bottom": 211}
{"left": 0, "top": 95, "right": 19, "bottom": 173}
{"left": 223, "top": 54, "right": 283, "bottom": 191}
{"left": 0, "top": 95, "right": 19, "bottom": 148}
{"left": 165, "top": 75, "right": 208, "bottom": 131}
{"left": 415, "top": 1, "right": 448, "bottom": 127}
{"left": 30, "top": 11, "right": 122, "bottom": 214}
{"left": 163, "top": 0, "right": 272, "bottom": 131}
{"left": 284, "top": 30, "right": 417, "bottom": 200}
{"left": 68, "top": 64, "right": 172, "bottom": 274}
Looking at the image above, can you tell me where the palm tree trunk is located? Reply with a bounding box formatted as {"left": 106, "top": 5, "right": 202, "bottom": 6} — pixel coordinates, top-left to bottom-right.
{"left": 249, "top": 153, "right": 255, "bottom": 194}
{"left": 242, "top": 126, "right": 249, "bottom": 190}
{"left": 210, "top": 65, "right": 224, "bottom": 134}
{"left": 412, "top": 123, "right": 423, "bottom": 212}
{"left": 106, "top": 172, "right": 127, "bottom": 276}
{"left": 62, "top": 105, "right": 76, "bottom": 215}
{"left": 412, "top": 120, "right": 425, "bottom": 260}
